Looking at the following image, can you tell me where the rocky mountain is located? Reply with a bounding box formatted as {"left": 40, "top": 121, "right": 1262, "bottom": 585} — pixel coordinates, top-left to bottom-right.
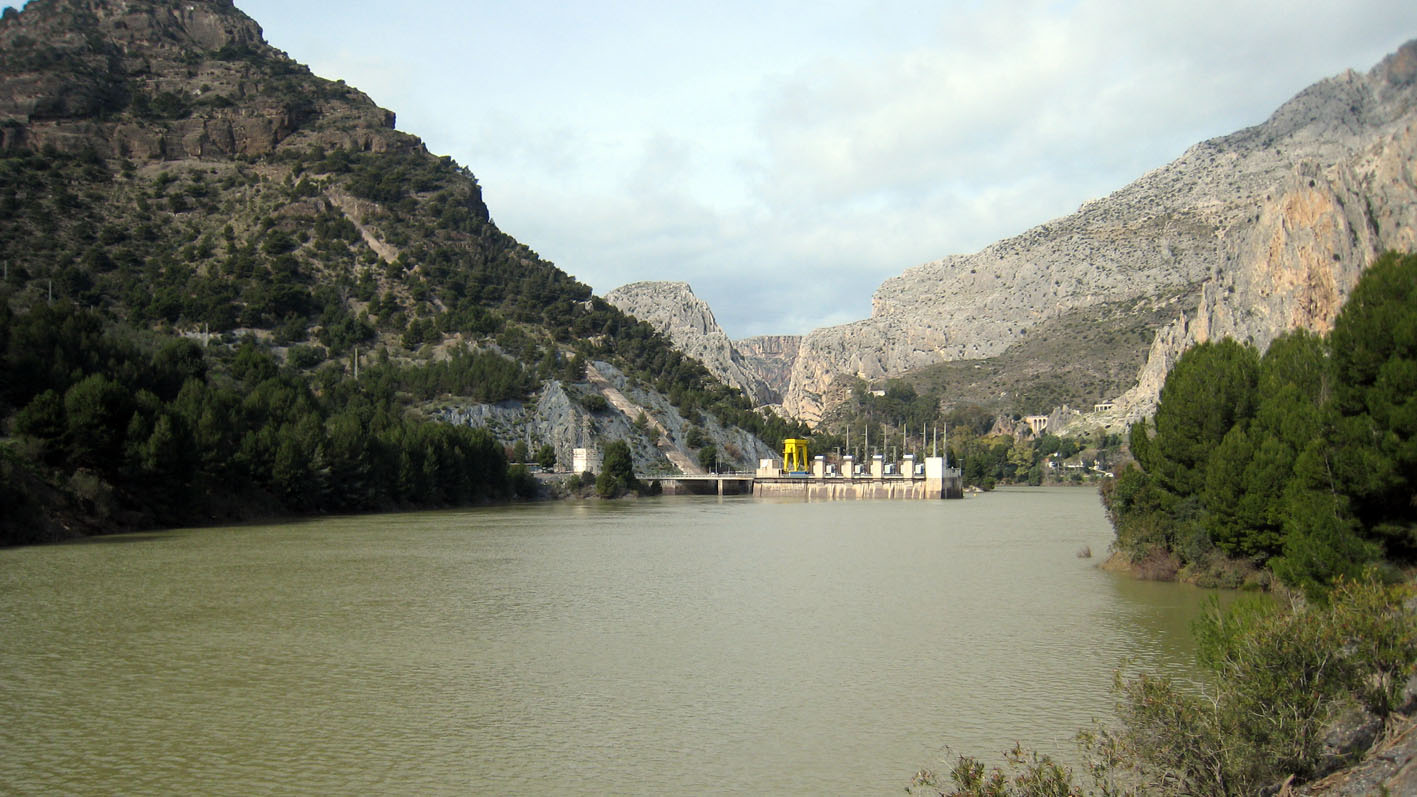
{"left": 605, "top": 281, "right": 800, "bottom": 406}
{"left": 0, "top": 0, "right": 403, "bottom": 159}
{"left": 781, "top": 39, "right": 1417, "bottom": 427}
{"left": 732, "top": 334, "right": 801, "bottom": 403}
{"left": 0, "top": 0, "right": 804, "bottom": 534}
{"left": 435, "top": 360, "right": 776, "bottom": 477}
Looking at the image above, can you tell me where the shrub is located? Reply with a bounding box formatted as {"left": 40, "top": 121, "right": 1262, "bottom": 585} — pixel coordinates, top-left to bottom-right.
{"left": 596, "top": 439, "right": 638, "bottom": 497}
{"left": 922, "top": 574, "right": 1417, "bottom": 797}
{"left": 907, "top": 745, "right": 1085, "bottom": 797}
{"left": 594, "top": 469, "right": 621, "bottom": 498}
{"left": 286, "top": 344, "right": 326, "bottom": 369}
{"left": 1085, "top": 573, "right": 1417, "bottom": 796}
{"left": 508, "top": 464, "right": 538, "bottom": 499}
{"left": 535, "top": 444, "right": 556, "bottom": 470}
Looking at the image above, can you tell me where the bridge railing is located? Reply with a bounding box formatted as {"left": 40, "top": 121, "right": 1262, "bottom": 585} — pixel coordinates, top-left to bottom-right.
{"left": 643, "top": 471, "right": 756, "bottom": 479}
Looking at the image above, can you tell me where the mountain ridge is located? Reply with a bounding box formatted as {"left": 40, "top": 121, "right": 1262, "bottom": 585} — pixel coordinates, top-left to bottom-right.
{"left": 604, "top": 280, "right": 799, "bottom": 407}
{"left": 0, "top": 0, "right": 804, "bottom": 542}
{"left": 778, "top": 38, "right": 1417, "bottom": 427}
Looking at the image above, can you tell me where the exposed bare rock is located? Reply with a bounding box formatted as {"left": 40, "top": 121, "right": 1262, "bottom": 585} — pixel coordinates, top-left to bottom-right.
{"left": 0, "top": 0, "right": 408, "bottom": 161}
{"left": 435, "top": 363, "right": 776, "bottom": 475}
{"left": 605, "top": 281, "right": 779, "bottom": 405}
{"left": 784, "top": 39, "right": 1417, "bottom": 427}
{"left": 732, "top": 334, "right": 801, "bottom": 403}
{"left": 1296, "top": 715, "right": 1417, "bottom": 796}
{"left": 1111, "top": 119, "right": 1417, "bottom": 425}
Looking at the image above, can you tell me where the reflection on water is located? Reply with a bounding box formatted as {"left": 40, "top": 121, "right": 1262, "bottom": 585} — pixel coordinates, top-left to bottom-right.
{"left": 1, "top": 489, "right": 1220, "bottom": 793}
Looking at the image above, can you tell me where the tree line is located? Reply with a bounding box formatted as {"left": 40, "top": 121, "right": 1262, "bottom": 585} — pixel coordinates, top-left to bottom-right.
{"left": 1, "top": 302, "right": 518, "bottom": 545}
{"left": 1104, "top": 251, "right": 1417, "bottom": 594}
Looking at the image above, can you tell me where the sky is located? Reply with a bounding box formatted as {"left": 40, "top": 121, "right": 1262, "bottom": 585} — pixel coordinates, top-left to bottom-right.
{"left": 226, "top": 0, "right": 1417, "bottom": 339}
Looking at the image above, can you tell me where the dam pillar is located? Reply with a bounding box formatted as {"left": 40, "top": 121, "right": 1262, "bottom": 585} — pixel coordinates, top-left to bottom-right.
{"left": 925, "top": 456, "right": 946, "bottom": 499}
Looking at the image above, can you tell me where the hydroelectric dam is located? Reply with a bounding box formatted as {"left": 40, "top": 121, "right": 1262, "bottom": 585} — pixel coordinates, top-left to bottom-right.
{"left": 651, "top": 442, "right": 964, "bottom": 501}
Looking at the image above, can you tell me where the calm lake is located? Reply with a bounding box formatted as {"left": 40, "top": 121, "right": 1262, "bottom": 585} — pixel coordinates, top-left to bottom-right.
{"left": 1, "top": 488, "right": 1217, "bottom": 794}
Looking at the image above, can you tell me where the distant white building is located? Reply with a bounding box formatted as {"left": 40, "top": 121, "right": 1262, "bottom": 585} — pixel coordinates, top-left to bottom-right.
{"left": 1024, "top": 415, "right": 1050, "bottom": 436}
{"left": 573, "top": 447, "right": 602, "bottom": 474}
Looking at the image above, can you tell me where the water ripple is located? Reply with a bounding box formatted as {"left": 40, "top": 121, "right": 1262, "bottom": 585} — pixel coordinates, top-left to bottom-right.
{"left": 1, "top": 491, "right": 1215, "bottom": 793}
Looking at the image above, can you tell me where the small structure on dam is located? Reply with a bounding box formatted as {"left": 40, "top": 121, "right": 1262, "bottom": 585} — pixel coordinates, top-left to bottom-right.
{"left": 782, "top": 437, "right": 810, "bottom": 475}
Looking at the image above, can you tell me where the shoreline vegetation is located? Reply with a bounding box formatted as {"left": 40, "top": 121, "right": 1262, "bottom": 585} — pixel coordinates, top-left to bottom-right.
{"left": 1100, "top": 253, "right": 1417, "bottom": 599}
{"left": 908, "top": 573, "right": 1417, "bottom": 797}
{"left": 910, "top": 251, "right": 1417, "bottom": 796}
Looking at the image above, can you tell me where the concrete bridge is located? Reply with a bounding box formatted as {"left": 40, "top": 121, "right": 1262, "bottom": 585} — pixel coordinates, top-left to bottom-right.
{"left": 652, "top": 473, "right": 755, "bottom": 496}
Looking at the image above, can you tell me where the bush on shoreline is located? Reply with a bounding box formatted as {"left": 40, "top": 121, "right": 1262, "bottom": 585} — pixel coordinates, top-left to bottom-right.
{"left": 909, "top": 574, "right": 1417, "bottom": 796}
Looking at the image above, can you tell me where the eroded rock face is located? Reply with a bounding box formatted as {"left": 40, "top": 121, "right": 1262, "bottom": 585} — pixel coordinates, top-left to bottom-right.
{"left": 1111, "top": 120, "right": 1417, "bottom": 425}
{"left": 605, "top": 281, "right": 783, "bottom": 405}
{"left": 732, "top": 335, "right": 801, "bottom": 403}
{"left": 783, "top": 40, "right": 1417, "bottom": 426}
{"left": 0, "top": 0, "right": 406, "bottom": 161}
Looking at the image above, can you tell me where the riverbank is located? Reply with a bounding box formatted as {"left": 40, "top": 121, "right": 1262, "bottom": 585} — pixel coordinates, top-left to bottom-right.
{"left": 1297, "top": 713, "right": 1417, "bottom": 795}
{"left": 0, "top": 447, "right": 538, "bottom": 548}
{"left": 1098, "top": 548, "right": 1271, "bottom": 590}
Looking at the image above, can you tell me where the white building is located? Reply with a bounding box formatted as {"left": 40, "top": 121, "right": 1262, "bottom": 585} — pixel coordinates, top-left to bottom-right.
{"left": 573, "top": 447, "right": 602, "bottom": 474}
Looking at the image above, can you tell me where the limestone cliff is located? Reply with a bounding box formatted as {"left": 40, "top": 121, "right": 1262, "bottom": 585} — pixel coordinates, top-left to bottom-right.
{"left": 783, "top": 39, "right": 1417, "bottom": 427}
{"left": 0, "top": 0, "right": 408, "bottom": 160}
{"left": 605, "top": 281, "right": 787, "bottom": 405}
{"left": 732, "top": 334, "right": 802, "bottom": 404}
{"left": 435, "top": 363, "right": 776, "bottom": 477}
{"left": 1111, "top": 57, "right": 1417, "bottom": 427}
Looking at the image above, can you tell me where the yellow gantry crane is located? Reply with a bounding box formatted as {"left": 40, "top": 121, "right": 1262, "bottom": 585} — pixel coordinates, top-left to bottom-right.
{"left": 783, "top": 438, "right": 809, "bottom": 474}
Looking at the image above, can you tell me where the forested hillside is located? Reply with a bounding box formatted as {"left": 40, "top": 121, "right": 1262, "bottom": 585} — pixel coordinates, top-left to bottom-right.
{"left": 1105, "top": 251, "right": 1417, "bottom": 592}
{"left": 0, "top": 0, "right": 802, "bottom": 544}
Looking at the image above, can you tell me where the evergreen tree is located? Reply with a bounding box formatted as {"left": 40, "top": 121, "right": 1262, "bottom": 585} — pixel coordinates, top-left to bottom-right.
{"left": 1327, "top": 251, "right": 1417, "bottom": 558}
{"left": 596, "top": 439, "right": 638, "bottom": 497}
{"left": 1151, "top": 339, "right": 1260, "bottom": 498}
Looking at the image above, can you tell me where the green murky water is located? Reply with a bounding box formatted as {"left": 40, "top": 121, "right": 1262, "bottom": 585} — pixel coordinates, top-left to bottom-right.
{"left": 1, "top": 489, "right": 1218, "bottom": 793}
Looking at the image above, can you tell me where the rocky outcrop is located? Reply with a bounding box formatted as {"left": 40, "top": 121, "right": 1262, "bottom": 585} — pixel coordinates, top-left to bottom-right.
{"left": 783, "top": 40, "right": 1417, "bottom": 426}
{"left": 605, "top": 281, "right": 780, "bottom": 405}
{"left": 733, "top": 334, "right": 801, "bottom": 403}
{"left": 1110, "top": 117, "right": 1417, "bottom": 426}
{"left": 0, "top": 0, "right": 407, "bottom": 161}
{"left": 435, "top": 362, "right": 776, "bottom": 475}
